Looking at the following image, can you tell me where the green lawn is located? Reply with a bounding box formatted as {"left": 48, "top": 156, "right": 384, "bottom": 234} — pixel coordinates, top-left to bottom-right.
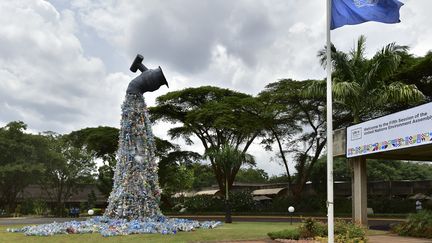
{"left": 0, "top": 222, "right": 296, "bottom": 243}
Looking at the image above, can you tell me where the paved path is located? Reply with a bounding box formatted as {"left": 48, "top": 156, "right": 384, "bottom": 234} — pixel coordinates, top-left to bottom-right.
{"left": 368, "top": 234, "right": 432, "bottom": 243}
{"left": 202, "top": 234, "right": 432, "bottom": 243}
{"left": 199, "top": 240, "right": 316, "bottom": 243}
{"left": 170, "top": 215, "right": 404, "bottom": 230}
{"left": 205, "top": 236, "right": 432, "bottom": 243}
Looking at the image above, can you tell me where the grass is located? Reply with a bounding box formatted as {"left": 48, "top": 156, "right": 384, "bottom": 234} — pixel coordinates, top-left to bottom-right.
{"left": 0, "top": 222, "right": 297, "bottom": 243}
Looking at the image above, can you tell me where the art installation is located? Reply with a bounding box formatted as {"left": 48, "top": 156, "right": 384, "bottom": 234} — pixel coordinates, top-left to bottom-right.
{"left": 8, "top": 54, "right": 221, "bottom": 236}
{"left": 103, "top": 54, "right": 168, "bottom": 220}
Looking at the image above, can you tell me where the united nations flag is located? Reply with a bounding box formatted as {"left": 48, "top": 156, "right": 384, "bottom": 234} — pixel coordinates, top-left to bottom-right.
{"left": 331, "top": 0, "right": 404, "bottom": 30}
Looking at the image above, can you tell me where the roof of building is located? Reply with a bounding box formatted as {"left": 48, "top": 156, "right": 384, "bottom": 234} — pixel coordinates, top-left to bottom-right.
{"left": 252, "top": 195, "right": 272, "bottom": 201}
{"left": 195, "top": 189, "right": 220, "bottom": 196}
{"left": 172, "top": 191, "right": 196, "bottom": 198}
{"left": 252, "top": 187, "right": 286, "bottom": 196}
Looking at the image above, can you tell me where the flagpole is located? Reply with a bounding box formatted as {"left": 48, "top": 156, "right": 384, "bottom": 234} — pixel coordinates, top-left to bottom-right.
{"left": 326, "top": 0, "right": 334, "bottom": 242}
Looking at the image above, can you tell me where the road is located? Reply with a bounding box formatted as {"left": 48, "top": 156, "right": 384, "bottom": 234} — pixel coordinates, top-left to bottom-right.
{"left": 0, "top": 215, "right": 405, "bottom": 231}
{"left": 169, "top": 215, "right": 404, "bottom": 231}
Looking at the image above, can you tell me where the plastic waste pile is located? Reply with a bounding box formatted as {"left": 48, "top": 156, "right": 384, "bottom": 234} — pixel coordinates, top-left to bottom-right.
{"left": 104, "top": 94, "right": 163, "bottom": 220}
{"left": 7, "top": 216, "right": 222, "bottom": 237}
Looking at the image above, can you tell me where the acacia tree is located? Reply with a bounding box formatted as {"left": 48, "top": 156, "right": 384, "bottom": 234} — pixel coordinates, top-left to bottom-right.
{"left": 258, "top": 79, "right": 346, "bottom": 200}
{"left": 150, "top": 86, "right": 265, "bottom": 194}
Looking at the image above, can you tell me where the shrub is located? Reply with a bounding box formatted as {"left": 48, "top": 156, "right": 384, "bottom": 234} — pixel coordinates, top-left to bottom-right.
{"left": 298, "top": 218, "right": 327, "bottom": 238}
{"left": 171, "top": 190, "right": 256, "bottom": 213}
{"left": 392, "top": 210, "right": 432, "bottom": 238}
{"left": 315, "top": 220, "right": 366, "bottom": 243}
{"left": 33, "top": 200, "right": 47, "bottom": 215}
{"left": 20, "top": 199, "right": 35, "bottom": 215}
{"left": 368, "top": 196, "right": 415, "bottom": 214}
{"left": 334, "top": 220, "right": 367, "bottom": 242}
{"left": 181, "top": 195, "right": 224, "bottom": 212}
{"left": 227, "top": 190, "right": 255, "bottom": 212}
{"left": 19, "top": 199, "right": 48, "bottom": 216}
{"left": 292, "top": 219, "right": 366, "bottom": 242}
{"left": 14, "top": 204, "right": 22, "bottom": 216}
{"left": 267, "top": 219, "right": 366, "bottom": 242}
{"left": 267, "top": 228, "right": 300, "bottom": 240}
{"left": 92, "top": 208, "right": 103, "bottom": 216}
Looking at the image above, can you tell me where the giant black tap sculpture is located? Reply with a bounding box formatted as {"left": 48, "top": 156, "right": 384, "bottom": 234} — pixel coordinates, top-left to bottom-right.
{"left": 126, "top": 54, "right": 169, "bottom": 95}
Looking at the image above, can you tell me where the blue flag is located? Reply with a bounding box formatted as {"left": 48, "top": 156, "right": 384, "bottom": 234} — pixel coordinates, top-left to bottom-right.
{"left": 331, "top": 0, "right": 404, "bottom": 30}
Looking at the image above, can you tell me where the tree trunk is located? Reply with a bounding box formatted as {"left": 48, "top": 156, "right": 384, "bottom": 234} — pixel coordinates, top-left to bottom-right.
{"left": 224, "top": 177, "right": 232, "bottom": 223}
{"left": 291, "top": 140, "right": 326, "bottom": 201}
{"left": 56, "top": 182, "right": 64, "bottom": 217}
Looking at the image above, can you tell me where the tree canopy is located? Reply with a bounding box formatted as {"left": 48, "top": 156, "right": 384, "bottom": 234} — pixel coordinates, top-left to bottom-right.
{"left": 67, "top": 126, "right": 119, "bottom": 161}
{"left": 150, "top": 86, "right": 266, "bottom": 193}
{"left": 0, "top": 122, "right": 47, "bottom": 212}
{"left": 258, "top": 79, "right": 328, "bottom": 199}
{"left": 394, "top": 51, "right": 432, "bottom": 101}
{"left": 156, "top": 137, "right": 201, "bottom": 196}
{"left": 39, "top": 134, "right": 96, "bottom": 216}
{"left": 311, "top": 35, "right": 424, "bottom": 123}
{"left": 66, "top": 127, "right": 119, "bottom": 198}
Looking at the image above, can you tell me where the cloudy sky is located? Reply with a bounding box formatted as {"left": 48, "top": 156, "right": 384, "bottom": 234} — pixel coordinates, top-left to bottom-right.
{"left": 1, "top": 0, "right": 431, "bottom": 175}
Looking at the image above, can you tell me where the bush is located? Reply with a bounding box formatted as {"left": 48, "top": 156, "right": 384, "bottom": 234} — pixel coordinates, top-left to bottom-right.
{"left": 180, "top": 195, "right": 224, "bottom": 212}
{"left": 33, "top": 200, "right": 47, "bottom": 215}
{"left": 267, "top": 228, "right": 300, "bottom": 240}
{"left": 368, "top": 196, "right": 415, "bottom": 214}
{"left": 269, "top": 218, "right": 366, "bottom": 242}
{"left": 20, "top": 199, "right": 34, "bottom": 215}
{"left": 315, "top": 221, "right": 366, "bottom": 243}
{"left": 171, "top": 190, "right": 256, "bottom": 213}
{"left": 167, "top": 189, "right": 417, "bottom": 215}
{"left": 334, "top": 220, "right": 367, "bottom": 242}
{"left": 14, "top": 204, "right": 21, "bottom": 216}
{"left": 227, "top": 190, "right": 256, "bottom": 212}
{"left": 91, "top": 208, "right": 103, "bottom": 216}
{"left": 298, "top": 218, "right": 327, "bottom": 238}
{"left": 19, "top": 199, "right": 48, "bottom": 215}
{"left": 392, "top": 210, "right": 432, "bottom": 238}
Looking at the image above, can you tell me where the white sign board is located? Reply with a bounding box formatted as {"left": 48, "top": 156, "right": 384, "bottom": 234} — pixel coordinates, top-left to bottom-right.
{"left": 346, "top": 102, "right": 432, "bottom": 158}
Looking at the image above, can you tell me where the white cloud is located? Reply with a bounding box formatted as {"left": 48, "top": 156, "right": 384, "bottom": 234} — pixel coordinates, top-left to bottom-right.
{"left": 1, "top": 0, "right": 431, "bottom": 175}
{"left": 0, "top": 0, "right": 128, "bottom": 133}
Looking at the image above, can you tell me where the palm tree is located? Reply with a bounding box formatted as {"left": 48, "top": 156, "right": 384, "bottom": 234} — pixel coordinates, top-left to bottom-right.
{"left": 205, "top": 144, "right": 254, "bottom": 223}
{"left": 309, "top": 35, "right": 424, "bottom": 124}
{"left": 307, "top": 36, "right": 425, "bottom": 222}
